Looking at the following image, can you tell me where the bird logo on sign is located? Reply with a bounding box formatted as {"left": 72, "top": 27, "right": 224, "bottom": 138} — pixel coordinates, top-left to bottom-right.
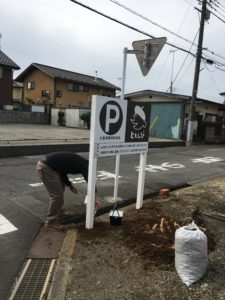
{"left": 130, "top": 106, "right": 147, "bottom": 131}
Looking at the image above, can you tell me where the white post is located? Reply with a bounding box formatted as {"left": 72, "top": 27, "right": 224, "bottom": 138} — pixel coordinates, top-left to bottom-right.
{"left": 113, "top": 47, "right": 128, "bottom": 200}
{"left": 186, "top": 120, "right": 194, "bottom": 146}
{"left": 113, "top": 155, "right": 120, "bottom": 200}
{"left": 120, "top": 47, "right": 128, "bottom": 101}
{"left": 136, "top": 152, "right": 147, "bottom": 209}
{"left": 86, "top": 96, "right": 97, "bottom": 229}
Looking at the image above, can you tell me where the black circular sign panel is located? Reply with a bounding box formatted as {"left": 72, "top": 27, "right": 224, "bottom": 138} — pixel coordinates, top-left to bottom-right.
{"left": 99, "top": 101, "right": 123, "bottom": 135}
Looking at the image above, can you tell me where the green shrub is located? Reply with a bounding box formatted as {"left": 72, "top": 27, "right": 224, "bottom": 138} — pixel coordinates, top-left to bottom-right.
{"left": 80, "top": 111, "right": 91, "bottom": 129}
{"left": 58, "top": 111, "right": 65, "bottom": 126}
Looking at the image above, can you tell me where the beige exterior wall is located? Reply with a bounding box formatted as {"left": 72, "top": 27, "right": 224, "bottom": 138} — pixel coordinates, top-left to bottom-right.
{"left": 185, "top": 101, "right": 222, "bottom": 118}
{"left": 23, "top": 69, "right": 54, "bottom": 105}
{"left": 55, "top": 79, "right": 115, "bottom": 108}
{"left": 22, "top": 68, "right": 116, "bottom": 108}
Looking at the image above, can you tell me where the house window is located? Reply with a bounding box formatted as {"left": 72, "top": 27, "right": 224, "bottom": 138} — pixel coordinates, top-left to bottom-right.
{"left": 68, "top": 83, "right": 74, "bottom": 91}
{"left": 79, "top": 84, "right": 89, "bottom": 92}
{"left": 0, "top": 67, "right": 2, "bottom": 79}
{"left": 56, "top": 90, "right": 62, "bottom": 97}
{"left": 42, "top": 90, "right": 50, "bottom": 97}
{"left": 68, "top": 83, "right": 79, "bottom": 91}
{"left": 67, "top": 82, "right": 88, "bottom": 92}
{"left": 27, "top": 81, "right": 35, "bottom": 90}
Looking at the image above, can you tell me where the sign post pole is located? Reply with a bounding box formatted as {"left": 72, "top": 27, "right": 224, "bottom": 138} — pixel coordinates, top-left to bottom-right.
{"left": 113, "top": 47, "right": 128, "bottom": 200}
{"left": 120, "top": 47, "right": 128, "bottom": 101}
{"left": 136, "top": 152, "right": 147, "bottom": 209}
{"left": 86, "top": 96, "right": 97, "bottom": 229}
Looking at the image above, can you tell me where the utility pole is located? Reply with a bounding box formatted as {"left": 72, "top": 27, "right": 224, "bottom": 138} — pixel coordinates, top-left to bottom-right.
{"left": 186, "top": 0, "right": 207, "bottom": 147}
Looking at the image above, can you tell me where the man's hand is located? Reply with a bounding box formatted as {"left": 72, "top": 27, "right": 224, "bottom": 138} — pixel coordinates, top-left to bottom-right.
{"left": 94, "top": 197, "right": 100, "bottom": 215}
{"left": 69, "top": 184, "right": 77, "bottom": 194}
{"left": 95, "top": 200, "right": 100, "bottom": 209}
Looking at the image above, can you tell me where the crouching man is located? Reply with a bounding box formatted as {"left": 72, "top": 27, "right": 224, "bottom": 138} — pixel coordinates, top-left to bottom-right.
{"left": 36, "top": 151, "right": 99, "bottom": 231}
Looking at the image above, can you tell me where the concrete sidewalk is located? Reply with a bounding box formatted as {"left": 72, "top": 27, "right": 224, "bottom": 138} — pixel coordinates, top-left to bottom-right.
{"left": 0, "top": 124, "right": 185, "bottom": 157}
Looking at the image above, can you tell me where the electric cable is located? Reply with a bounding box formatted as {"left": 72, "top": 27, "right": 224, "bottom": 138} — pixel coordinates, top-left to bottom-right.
{"left": 109, "top": 0, "right": 225, "bottom": 62}
{"left": 203, "top": 61, "right": 220, "bottom": 93}
{"left": 153, "top": 0, "right": 194, "bottom": 88}
{"left": 215, "top": 65, "right": 225, "bottom": 72}
{"left": 167, "top": 29, "right": 200, "bottom": 92}
{"left": 69, "top": 0, "right": 225, "bottom": 68}
{"left": 208, "top": 8, "right": 225, "bottom": 22}
{"left": 173, "top": 57, "right": 195, "bottom": 91}
{"left": 207, "top": 1, "right": 225, "bottom": 19}
{"left": 69, "top": 0, "right": 196, "bottom": 56}
{"left": 211, "top": 0, "right": 225, "bottom": 13}
{"left": 109, "top": 0, "right": 198, "bottom": 47}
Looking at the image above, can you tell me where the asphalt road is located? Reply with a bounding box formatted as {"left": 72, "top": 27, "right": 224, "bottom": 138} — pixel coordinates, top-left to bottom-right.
{"left": 1, "top": 145, "right": 225, "bottom": 299}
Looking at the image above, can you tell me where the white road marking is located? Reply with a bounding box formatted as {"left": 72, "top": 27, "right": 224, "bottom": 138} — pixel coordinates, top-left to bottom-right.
{"left": 29, "top": 171, "right": 121, "bottom": 187}
{"left": 30, "top": 183, "right": 43, "bottom": 187}
{"left": 136, "top": 162, "right": 185, "bottom": 173}
{"left": 0, "top": 214, "right": 18, "bottom": 235}
{"left": 136, "top": 157, "right": 222, "bottom": 173}
{"left": 191, "top": 157, "right": 223, "bottom": 164}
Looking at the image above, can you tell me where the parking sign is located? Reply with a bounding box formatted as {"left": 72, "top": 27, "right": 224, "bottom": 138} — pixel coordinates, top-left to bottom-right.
{"left": 92, "top": 96, "right": 150, "bottom": 157}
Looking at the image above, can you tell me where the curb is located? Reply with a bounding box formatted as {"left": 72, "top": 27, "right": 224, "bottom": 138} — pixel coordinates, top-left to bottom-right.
{"left": 47, "top": 229, "right": 78, "bottom": 300}
{"left": 0, "top": 143, "right": 89, "bottom": 158}
{"left": 0, "top": 141, "right": 185, "bottom": 158}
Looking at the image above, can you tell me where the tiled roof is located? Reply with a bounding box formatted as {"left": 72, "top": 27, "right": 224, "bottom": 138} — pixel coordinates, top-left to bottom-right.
{"left": 16, "top": 63, "right": 120, "bottom": 90}
{"left": 0, "top": 50, "right": 20, "bottom": 69}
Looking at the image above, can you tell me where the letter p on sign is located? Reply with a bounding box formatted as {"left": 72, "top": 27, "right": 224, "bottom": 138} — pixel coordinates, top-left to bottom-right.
{"left": 105, "top": 104, "right": 120, "bottom": 133}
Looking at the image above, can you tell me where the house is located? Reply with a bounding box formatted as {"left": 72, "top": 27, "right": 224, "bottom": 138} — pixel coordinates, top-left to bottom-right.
{"left": 219, "top": 92, "right": 225, "bottom": 104}
{"left": 125, "top": 90, "right": 225, "bottom": 143}
{"left": 0, "top": 49, "right": 20, "bottom": 109}
{"left": 15, "top": 63, "right": 120, "bottom": 108}
{"left": 13, "top": 81, "right": 24, "bottom": 104}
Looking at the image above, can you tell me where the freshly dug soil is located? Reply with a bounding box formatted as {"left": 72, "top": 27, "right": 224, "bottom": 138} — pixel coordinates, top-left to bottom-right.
{"left": 66, "top": 175, "right": 225, "bottom": 300}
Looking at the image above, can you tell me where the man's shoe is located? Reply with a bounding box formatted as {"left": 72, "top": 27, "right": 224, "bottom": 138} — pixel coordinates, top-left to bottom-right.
{"left": 59, "top": 209, "right": 75, "bottom": 218}
{"left": 44, "top": 220, "right": 66, "bottom": 232}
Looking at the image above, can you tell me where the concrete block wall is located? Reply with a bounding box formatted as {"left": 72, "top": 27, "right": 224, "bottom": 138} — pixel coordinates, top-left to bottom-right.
{"left": 0, "top": 110, "right": 49, "bottom": 124}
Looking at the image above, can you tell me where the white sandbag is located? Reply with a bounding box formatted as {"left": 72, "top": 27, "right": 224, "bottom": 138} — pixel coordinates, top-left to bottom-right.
{"left": 175, "top": 221, "right": 208, "bottom": 287}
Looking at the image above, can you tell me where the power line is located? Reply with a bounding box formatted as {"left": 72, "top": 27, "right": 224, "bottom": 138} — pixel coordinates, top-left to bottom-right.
{"left": 174, "top": 56, "right": 195, "bottom": 90}
{"left": 210, "top": 0, "right": 225, "bottom": 13}
{"left": 215, "top": 64, "right": 225, "bottom": 72}
{"left": 69, "top": 0, "right": 197, "bottom": 55}
{"left": 109, "top": 0, "right": 198, "bottom": 47}
{"left": 208, "top": 8, "right": 225, "bottom": 22}
{"left": 203, "top": 61, "right": 220, "bottom": 93}
{"left": 110, "top": 0, "right": 225, "bottom": 62}
{"left": 207, "top": 0, "right": 225, "bottom": 19}
{"left": 153, "top": 0, "right": 194, "bottom": 88}
{"left": 167, "top": 29, "right": 200, "bottom": 92}
{"left": 69, "top": 0, "right": 225, "bottom": 68}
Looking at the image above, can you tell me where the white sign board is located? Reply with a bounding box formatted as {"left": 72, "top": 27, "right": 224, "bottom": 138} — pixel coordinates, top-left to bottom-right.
{"left": 86, "top": 95, "right": 151, "bottom": 229}
{"left": 92, "top": 96, "right": 151, "bottom": 157}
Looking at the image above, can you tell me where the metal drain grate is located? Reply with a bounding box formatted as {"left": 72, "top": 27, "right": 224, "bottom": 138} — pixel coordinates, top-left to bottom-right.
{"left": 9, "top": 259, "right": 55, "bottom": 300}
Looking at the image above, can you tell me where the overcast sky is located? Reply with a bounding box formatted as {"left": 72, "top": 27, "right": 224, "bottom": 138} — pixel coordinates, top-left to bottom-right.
{"left": 1, "top": 0, "right": 225, "bottom": 103}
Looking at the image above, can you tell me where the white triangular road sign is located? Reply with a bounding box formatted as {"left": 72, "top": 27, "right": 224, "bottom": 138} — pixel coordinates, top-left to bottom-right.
{"left": 132, "top": 37, "right": 167, "bottom": 76}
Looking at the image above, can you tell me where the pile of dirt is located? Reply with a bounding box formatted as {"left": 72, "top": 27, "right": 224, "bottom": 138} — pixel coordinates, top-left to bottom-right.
{"left": 121, "top": 200, "right": 216, "bottom": 271}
